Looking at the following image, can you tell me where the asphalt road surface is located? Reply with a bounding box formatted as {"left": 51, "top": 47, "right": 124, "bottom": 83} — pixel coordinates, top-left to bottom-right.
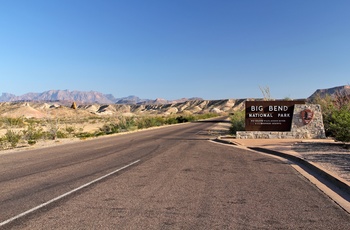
{"left": 1, "top": 120, "right": 349, "bottom": 229}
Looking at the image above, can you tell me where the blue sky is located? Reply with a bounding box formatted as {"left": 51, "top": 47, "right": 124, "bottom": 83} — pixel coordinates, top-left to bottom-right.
{"left": 1, "top": 0, "right": 349, "bottom": 100}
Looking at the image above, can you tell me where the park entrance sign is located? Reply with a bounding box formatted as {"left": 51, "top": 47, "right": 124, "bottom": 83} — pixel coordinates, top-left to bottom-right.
{"left": 245, "top": 100, "right": 305, "bottom": 131}
{"left": 238, "top": 100, "right": 326, "bottom": 139}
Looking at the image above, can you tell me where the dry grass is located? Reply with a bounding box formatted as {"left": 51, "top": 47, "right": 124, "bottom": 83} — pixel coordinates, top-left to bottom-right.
{"left": 0, "top": 101, "right": 233, "bottom": 151}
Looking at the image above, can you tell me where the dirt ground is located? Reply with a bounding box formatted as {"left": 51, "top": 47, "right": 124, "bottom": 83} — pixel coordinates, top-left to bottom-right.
{"left": 292, "top": 142, "right": 350, "bottom": 182}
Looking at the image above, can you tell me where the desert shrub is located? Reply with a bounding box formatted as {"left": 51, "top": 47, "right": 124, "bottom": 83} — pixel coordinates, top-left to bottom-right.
{"left": 0, "top": 136, "right": 6, "bottom": 149}
{"left": 229, "top": 110, "right": 245, "bottom": 135}
{"left": 56, "top": 130, "right": 68, "bottom": 138}
{"left": 165, "top": 117, "right": 178, "bottom": 124}
{"left": 175, "top": 116, "right": 186, "bottom": 123}
{"left": 25, "top": 118, "right": 41, "bottom": 126}
{"left": 312, "top": 92, "right": 350, "bottom": 142}
{"left": 65, "top": 126, "right": 76, "bottom": 136}
{"left": 327, "top": 107, "right": 350, "bottom": 142}
{"left": 46, "top": 118, "right": 60, "bottom": 140}
{"left": 134, "top": 116, "right": 163, "bottom": 129}
{"left": 176, "top": 115, "right": 193, "bottom": 123}
{"left": 136, "top": 119, "right": 146, "bottom": 129}
{"left": 154, "top": 117, "right": 166, "bottom": 126}
{"left": 195, "top": 113, "right": 219, "bottom": 120}
{"left": 5, "top": 130, "right": 22, "bottom": 148}
{"left": 137, "top": 117, "right": 153, "bottom": 129}
{"left": 76, "top": 132, "right": 96, "bottom": 139}
{"left": 28, "top": 140, "right": 37, "bottom": 145}
{"left": 185, "top": 115, "right": 196, "bottom": 122}
{"left": 42, "top": 130, "right": 60, "bottom": 140}
{"left": 5, "top": 117, "right": 26, "bottom": 128}
{"left": 117, "top": 116, "right": 137, "bottom": 131}
{"left": 41, "top": 131, "right": 52, "bottom": 140}
{"left": 98, "top": 117, "right": 137, "bottom": 134}
{"left": 23, "top": 124, "right": 44, "bottom": 142}
{"left": 0, "top": 117, "right": 25, "bottom": 129}
{"left": 100, "top": 123, "right": 119, "bottom": 135}
{"left": 94, "top": 131, "right": 106, "bottom": 137}
{"left": 91, "top": 113, "right": 220, "bottom": 137}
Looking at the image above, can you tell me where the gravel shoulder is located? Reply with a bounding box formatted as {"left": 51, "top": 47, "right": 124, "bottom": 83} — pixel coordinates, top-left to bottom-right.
{"left": 291, "top": 141, "right": 350, "bottom": 182}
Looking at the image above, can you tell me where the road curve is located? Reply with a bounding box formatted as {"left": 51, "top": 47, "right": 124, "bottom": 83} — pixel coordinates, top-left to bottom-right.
{"left": 1, "top": 120, "right": 349, "bottom": 229}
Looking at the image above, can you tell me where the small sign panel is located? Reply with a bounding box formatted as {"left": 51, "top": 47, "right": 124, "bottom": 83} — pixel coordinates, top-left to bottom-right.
{"left": 245, "top": 101, "right": 305, "bottom": 131}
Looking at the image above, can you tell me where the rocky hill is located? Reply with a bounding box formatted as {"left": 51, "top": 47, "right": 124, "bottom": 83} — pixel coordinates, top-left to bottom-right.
{"left": 1, "top": 85, "right": 348, "bottom": 119}
{"left": 308, "top": 85, "right": 350, "bottom": 100}
{"left": 0, "top": 99, "right": 246, "bottom": 119}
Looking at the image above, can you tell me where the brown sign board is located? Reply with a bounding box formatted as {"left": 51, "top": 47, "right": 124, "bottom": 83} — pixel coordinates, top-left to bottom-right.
{"left": 245, "top": 100, "right": 305, "bottom": 131}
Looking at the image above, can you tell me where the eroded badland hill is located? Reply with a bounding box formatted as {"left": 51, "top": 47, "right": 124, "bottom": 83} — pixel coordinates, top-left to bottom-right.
{"left": 0, "top": 99, "right": 245, "bottom": 119}
{"left": 1, "top": 84, "right": 349, "bottom": 120}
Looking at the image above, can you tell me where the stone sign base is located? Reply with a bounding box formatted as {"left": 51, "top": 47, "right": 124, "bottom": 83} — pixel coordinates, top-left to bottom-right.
{"left": 237, "top": 104, "right": 326, "bottom": 139}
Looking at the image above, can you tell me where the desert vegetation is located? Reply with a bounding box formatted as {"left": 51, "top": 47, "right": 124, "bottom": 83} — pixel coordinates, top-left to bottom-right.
{"left": 311, "top": 89, "right": 350, "bottom": 142}
{"left": 0, "top": 113, "right": 218, "bottom": 150}
{"left": 229, "top": 110, "right": 245, "bottom": 135}
{"left": 0, "top": 98, "right": 241, "bottom": 150}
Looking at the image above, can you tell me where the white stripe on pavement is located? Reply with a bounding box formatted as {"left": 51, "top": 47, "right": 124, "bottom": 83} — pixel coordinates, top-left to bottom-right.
{"left": 0, "top": 159, "right": 141, "bottom": 227}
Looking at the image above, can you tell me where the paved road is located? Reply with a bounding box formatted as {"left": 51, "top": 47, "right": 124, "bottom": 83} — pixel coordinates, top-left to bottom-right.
{"left": 1, "top": 120, "right": 349, "bottom": 229}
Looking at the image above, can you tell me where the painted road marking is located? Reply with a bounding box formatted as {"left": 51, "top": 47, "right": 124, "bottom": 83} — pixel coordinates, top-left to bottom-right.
{"left": 0, "top": 159, "right": 141, "bottom": 227}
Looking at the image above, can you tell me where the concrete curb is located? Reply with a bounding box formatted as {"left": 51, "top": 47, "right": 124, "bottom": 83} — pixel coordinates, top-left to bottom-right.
{"left": 249, "top": 147, "right": 350, "bottom": 196}
{"left": 213, "top": 138, "right": 236, "bottom": 145}
{"left": 213, "top": 138, "right": 350, "bottom": 197}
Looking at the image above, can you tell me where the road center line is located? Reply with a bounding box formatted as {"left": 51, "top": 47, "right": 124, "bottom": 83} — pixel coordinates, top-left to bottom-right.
{"left": 0, "top": 159, "right": 141, "bottom": 227}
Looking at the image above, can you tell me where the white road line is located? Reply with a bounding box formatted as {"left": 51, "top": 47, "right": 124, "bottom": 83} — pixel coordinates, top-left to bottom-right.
{"left": 93, "top": 145, "right": 115, "bottom": 150}
{"left": 0, "top": 159, "right": 141, "bottom": 227}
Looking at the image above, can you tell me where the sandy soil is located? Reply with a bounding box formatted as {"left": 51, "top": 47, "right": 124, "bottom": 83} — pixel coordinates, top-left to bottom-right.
{"left": 292, "top": 142, "right": 350, "bottom": 182}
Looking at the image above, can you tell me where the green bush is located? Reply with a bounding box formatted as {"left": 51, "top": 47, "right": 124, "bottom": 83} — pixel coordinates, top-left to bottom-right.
{"left": 327, "top": 107, "right": 350, "bottom": 142}
{"left": 312, "top": 93, "right": 350, "bottom": 142}
{"left": 45, "top": 118, "right": 60, "bottom": 140}
{"left": 79, "top": 113, "right": 220, "bottom": 139}
{"left": 28, "top": 140, "right": 37, "bottom": 145}
{"left": 5, "top": 117, "right": 25, "bottom": 128}
{"left": 229, "top": 110, "right": 245, "bottom": 135}
{"left": 165, "top": 117, "right": 178, "bottom": 124}
{"left": 42, "top": 131, "right": 60, "bottom": 140}
{"left": 139, "top": 117, "right": 165, "bottom": 128}
{"left": 118, "top": 116, "right": 137, "bottom": 131}
{"left": 76, "top": 132, "right": 96, "bottom": 139}
{"left": 99, "top": 123, "right": 119, "bottom": 135}
{"left": 5, "top": 130, "right": 22, "bottom": 148}
{"left": 23, "top": 124, "right": 44, "bottom": 142}
{"left": 56, "top": 130, "right": 68, "bottom": 139}
{"left": 195, "top": 113, "right": 219, "bottom": 120}
{"left": 175, "top": 116, "right": 193, "bottom": 123}
{"left": 0, "top": 136, "right": 6, "bottom": 149}
{"left": 65, "top": 126, "right": 76, "bottom": 136}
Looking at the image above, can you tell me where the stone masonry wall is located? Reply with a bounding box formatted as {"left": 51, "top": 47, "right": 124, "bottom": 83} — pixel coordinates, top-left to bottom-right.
{"left": 237, "top": 104, "right": 326, "bottom": 139}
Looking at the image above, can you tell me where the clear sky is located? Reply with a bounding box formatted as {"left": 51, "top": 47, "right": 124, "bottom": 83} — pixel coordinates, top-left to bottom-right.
{"left": 1, "top": 0, "right": 349, "bottom": 100}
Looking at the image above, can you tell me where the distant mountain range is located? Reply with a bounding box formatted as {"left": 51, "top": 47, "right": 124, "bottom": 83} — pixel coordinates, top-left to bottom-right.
{"left": 0, "top": 90, "right": 115, "bottom": 104}
{"left": 0, "top": 85, "right": 348, "bottom": 105}
{"left": 0, "top": 86, "right": 348, "bottom": 119}
{"left": 0, "top": 90, "right": 203, "bottom": 105}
